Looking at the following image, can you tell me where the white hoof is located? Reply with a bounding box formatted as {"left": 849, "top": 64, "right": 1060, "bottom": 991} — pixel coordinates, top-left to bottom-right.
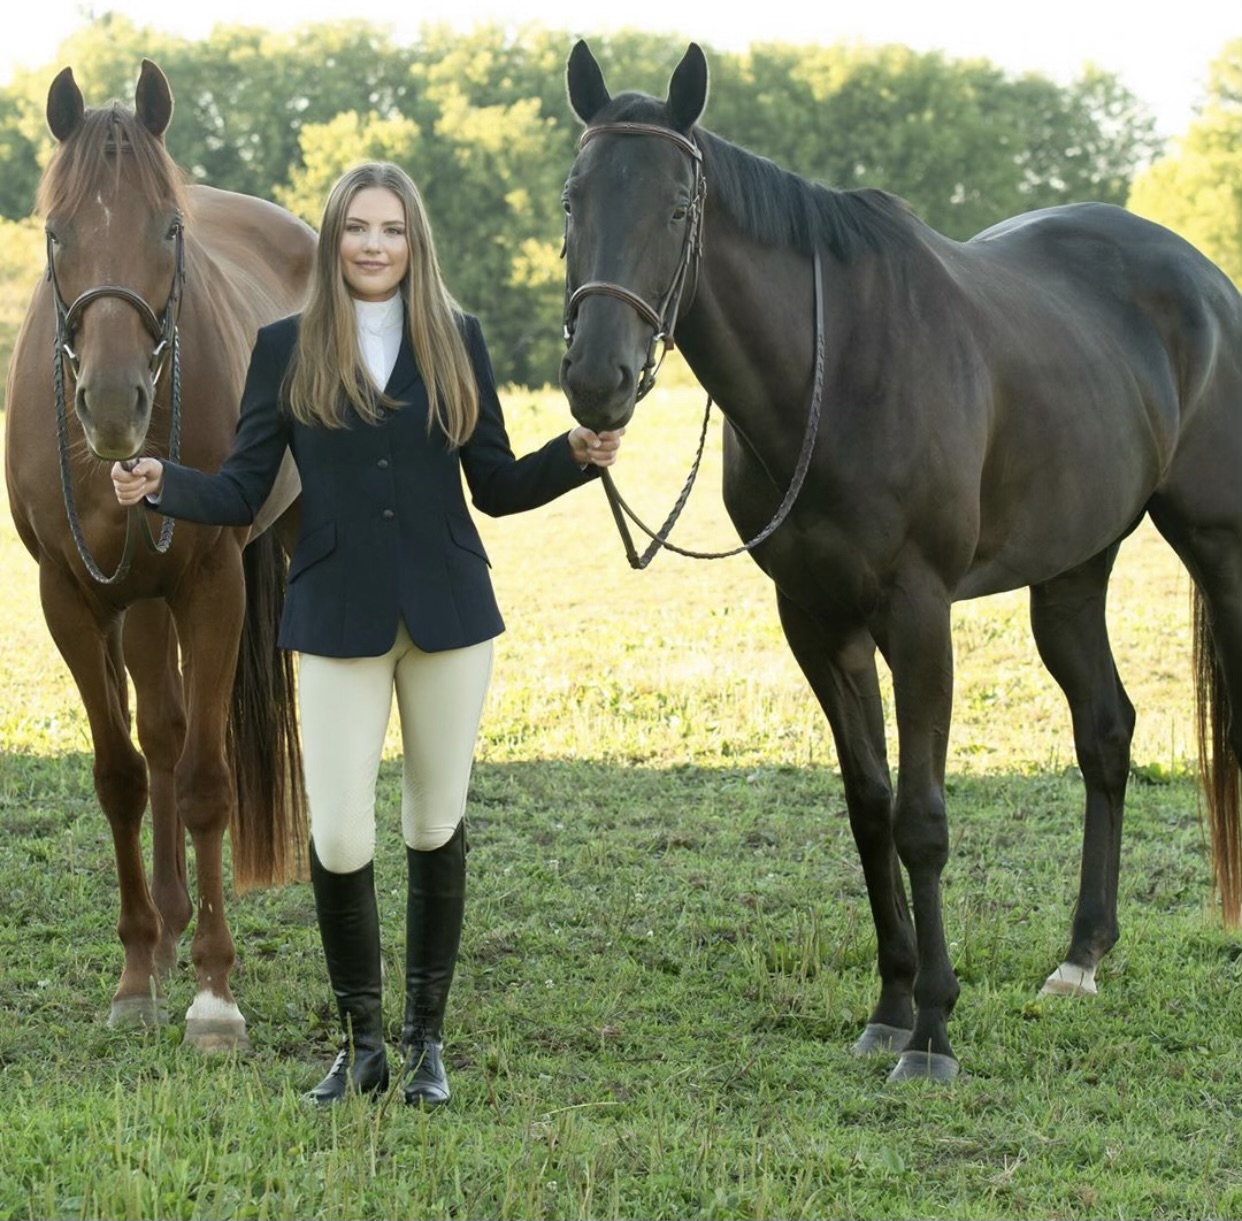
{"left": 1040, "top": 961, "right": 1098, "bottom": 996}
{"left": 184, "top": 991, "right": 249, "bottom": 1052}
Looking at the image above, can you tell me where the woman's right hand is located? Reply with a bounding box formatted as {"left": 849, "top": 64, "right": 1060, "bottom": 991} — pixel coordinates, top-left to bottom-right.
{"left": 110, "top": 457, "right": 165, "bottom": 506}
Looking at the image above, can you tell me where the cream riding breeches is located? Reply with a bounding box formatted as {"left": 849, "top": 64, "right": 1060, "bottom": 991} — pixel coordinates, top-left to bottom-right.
{"left": 297, "top": 622, "right": 494, "bottom": 873}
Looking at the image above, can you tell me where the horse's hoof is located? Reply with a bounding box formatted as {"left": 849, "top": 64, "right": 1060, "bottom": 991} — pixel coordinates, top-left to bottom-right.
{"left": 184, "top": 1017, "right": 250, "bottom": 1053}
{"left": 852, "top": 1023, "right": 912, "bottom": 1057}
{"left": 1040, "top": 961, "right": 1098, "bottom": 996}
{"left": 108, "top": 995, "right": 168, "bottom": 1028}
{"left": 887, "top": 1049, "right": 960, "bottom": 1083}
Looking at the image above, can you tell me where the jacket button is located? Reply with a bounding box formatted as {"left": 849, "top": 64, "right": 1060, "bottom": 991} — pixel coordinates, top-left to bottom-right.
{"left": 377, "top": 458, "right": 390, "bottom": 469}
{"left": 382, "top": 508, "right": 395, "bottom": 521}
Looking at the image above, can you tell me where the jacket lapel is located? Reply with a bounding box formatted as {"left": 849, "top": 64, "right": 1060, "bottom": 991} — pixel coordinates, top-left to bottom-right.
{"left": 384, "top": 326, "right": 423, "bottom": 401}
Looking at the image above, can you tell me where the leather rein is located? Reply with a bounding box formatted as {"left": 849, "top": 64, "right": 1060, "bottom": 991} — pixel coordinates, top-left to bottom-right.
{"left": 563, "top": 120, "right": 826, "bottom": 569}
{"left": 46, "top": 214, "right": 185, "bottom": 585}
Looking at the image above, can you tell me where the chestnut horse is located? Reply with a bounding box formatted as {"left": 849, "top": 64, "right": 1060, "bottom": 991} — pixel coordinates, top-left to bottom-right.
{"left": 5, "top": 61, "right": 314, "bottom": 1050}
{"left": 559, "top": 41, "right": 1242, "bottom": 1081}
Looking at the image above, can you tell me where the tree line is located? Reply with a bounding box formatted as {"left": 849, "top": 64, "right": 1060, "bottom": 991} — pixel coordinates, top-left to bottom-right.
{"left": 0, "top": 17, "right": 1236, "bottom": 387}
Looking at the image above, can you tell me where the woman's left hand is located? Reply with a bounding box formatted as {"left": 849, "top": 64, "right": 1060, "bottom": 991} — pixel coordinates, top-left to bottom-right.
{"left": 569, "top": 425, "right": 625, "bottom": 468}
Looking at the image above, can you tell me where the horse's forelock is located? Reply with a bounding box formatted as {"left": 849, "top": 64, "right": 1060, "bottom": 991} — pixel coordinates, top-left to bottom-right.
{"left": 37, "top": 104, "right": 189, "bottom": 221}
{"left": 593, "top": 91, "right": 671, "bottom": 128}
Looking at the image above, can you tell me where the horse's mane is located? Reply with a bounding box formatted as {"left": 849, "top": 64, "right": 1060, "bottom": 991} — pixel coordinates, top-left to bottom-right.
{"left": 36, "top": 103, "right": 191, "bottom": 220}
{"left": 599, "top": 93, "right": 922, "bottom": 263}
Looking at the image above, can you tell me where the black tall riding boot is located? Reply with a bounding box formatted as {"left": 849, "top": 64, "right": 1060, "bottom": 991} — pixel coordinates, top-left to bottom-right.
{"left": 306, "top": 844, "right": 390, "bottom": 1104}
{"left": 401, "top": 821, "right": 466, "bottom": 1107}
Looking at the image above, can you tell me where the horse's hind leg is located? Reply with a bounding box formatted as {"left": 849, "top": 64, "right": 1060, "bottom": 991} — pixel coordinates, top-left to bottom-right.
{"left": 37, "top": 565, "right": 165, "bottom": 1027}
{"left": 1148, "top": 496, "right": 1242, "bottom": 924}
{"left": 123, "top": 600, "right": 190, "bottom": 973}
{"left": 775, "top": 592, "right": 918, "bottom": 1056}
{"left": 1029, "top": 545, "right": 1135, "bottom": 996}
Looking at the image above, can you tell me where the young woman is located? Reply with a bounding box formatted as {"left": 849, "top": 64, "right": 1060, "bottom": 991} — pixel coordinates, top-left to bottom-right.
{"left": 112, "top": 162, "right": 622, "bottom": 1107}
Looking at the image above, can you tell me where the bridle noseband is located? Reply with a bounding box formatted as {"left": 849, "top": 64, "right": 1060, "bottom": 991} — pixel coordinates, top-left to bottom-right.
{"left": 562, "top": 121, "right": 706, "bottom": 402}
{"left": 46, "top": 215, "right": 186, "bottom": 584}
{"left": 47, "top": 217, "right": 184, "bottom": 387}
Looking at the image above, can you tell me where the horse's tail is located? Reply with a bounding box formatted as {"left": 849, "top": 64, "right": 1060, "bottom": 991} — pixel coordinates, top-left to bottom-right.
{"left": 1193, "top": 584, "right": 1241, "bottom": 926}
{"left": 227, "top": 529, "right": 307, "bottom": 891}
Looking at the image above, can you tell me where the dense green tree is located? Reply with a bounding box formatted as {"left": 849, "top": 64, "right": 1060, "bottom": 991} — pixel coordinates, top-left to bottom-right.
{"left": 0, "top": 18, "right": 1185, "bottom": 387}
{"left": 283, "top": 29, "right": 572, "bottom": 385}
{"left": 704, "top": 42, "right": 1158, "bottom": 239}
{"left": 1128, "top": 40, "right": 1242, "bottom": 285}
{"left": 0, "top": 15, "right": 416, "bottom": 210}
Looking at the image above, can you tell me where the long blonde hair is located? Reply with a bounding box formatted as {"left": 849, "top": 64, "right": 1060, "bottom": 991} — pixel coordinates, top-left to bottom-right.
{"left": 285, "top": 162, "right": 479, "bottom": 443}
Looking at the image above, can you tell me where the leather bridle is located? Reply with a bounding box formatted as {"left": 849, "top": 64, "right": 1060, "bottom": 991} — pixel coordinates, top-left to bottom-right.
{"left": 562, "top": 121, "right": 706, "bottom": 402}
{"left": 45, "top": 212, "right": 186, "bottom": 584}
{"left": 562, "top": 120, "right": 826, "bottom": 570}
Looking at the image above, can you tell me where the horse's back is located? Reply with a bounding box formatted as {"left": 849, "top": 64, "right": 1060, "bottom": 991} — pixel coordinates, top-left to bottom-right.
{"left": 912, "top": 202, "right": 1242, "bottom": 598}
{"left": 974, "top": 203, "right": 1242, "bottom": 445}
{"left": 969, "top": 202, "right": 1241, "bottom": 372}
{"left": 188, "top": 184, "right": 315, "bottom": 325}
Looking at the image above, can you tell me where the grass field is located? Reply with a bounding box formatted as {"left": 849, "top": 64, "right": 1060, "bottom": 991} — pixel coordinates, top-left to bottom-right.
{"left": 2, "top": 379, "right": 1240, "bottom": 1221}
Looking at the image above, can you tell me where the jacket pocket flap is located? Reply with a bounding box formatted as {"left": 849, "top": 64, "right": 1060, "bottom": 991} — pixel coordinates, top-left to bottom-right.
{"left": 447, "top": 515, "right": 490, "bottom": 565}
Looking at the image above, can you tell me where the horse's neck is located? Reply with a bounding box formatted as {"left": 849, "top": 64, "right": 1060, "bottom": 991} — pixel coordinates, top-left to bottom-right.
{"left": 676, "top": 225, "right": 834, "bottom": 476}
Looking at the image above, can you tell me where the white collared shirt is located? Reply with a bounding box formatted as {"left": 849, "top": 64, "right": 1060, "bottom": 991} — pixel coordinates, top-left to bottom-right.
{"left": 354, "top": 293, "right": 404, "bottom": 390}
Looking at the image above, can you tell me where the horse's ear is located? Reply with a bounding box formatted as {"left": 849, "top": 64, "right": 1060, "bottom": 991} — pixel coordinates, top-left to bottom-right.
{"left": 566, "top": 39, "right": 611, "bottom": 124}
{"left": 135, "top": 59, "right": 173, "bottom": 140}
{"left": 46, "top": 67, "right": 84, "bottom": 142}
{"left": 667, "top": 42, "right": 708, "bottom": 132}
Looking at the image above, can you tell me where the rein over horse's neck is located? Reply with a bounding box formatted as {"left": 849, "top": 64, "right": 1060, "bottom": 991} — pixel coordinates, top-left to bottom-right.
{"left": 674, "top": 213, "right": 833, "bottom": 490}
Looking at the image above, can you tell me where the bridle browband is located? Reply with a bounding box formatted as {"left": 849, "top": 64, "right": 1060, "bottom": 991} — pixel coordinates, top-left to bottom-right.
{"left": 563, "top": 119, "right": 826, "bottom": 569}
{"left": 46, "top": 192, "right": 186, "bottom": 585}
{"left": 563, "top": 121, "right": 706, "bottom": 402}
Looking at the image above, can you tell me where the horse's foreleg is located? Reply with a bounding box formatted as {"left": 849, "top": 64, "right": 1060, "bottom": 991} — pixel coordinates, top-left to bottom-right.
{"left": 123, "top": 599, "right": 190, "bottom": 974}
{"left": 1030, "top": 549, "right": 1133, "bottom": 997}
{"left": 170, "top": 551, "right": 249, "bottom": 1052}
{"left": 776, "top": 593, "right": 917, "bottom": 1056}
{"left": 878, "top": 574, "right": 960, "bottom": 1082}
{"left": 38, "top": 565, "right": 165, "bottom": 1027}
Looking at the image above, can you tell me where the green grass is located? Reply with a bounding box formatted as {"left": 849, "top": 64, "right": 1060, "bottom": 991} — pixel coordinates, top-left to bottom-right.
{"left": 2, "top": 379, "right": 1240, "bottom": 1220}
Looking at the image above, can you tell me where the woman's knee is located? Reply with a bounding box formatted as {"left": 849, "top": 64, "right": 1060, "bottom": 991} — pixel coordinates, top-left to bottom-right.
{"left": 311, "top": 824, "right": 376, "bottom": 873}
{"left": 404, "top": 816, "right": 462, "bottom": 853}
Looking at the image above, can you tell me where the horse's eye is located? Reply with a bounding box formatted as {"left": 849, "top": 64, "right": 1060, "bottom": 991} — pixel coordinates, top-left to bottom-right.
{"left": 166, "top": 218, "right": 182, "bottom": 241}
{"left": 672, "top": 205, "right": 688, "bottom": 222}
{"left": 562, "top": 199, "right": 571, "bottom": 216}
{"left": 45, "top": 227, "right": 59, "bottom": 246}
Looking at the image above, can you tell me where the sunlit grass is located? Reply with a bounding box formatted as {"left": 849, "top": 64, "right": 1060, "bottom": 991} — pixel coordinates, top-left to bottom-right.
{"left": 2, "top": 385, "right": 1237, "bottom": 1221}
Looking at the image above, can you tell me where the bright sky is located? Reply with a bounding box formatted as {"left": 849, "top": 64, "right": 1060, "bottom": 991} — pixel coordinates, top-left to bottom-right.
{"left": 4, "top": 0, "right": 1238, "bottom": 139}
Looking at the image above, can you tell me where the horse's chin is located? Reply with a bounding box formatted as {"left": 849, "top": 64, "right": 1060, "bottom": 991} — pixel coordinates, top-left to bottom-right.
{"left": 565, "top": 396, "right": 635, "bottom": 434}
{"left": 81, "top": 427, "right": 147, "bottom": 464}
{"left": 579, "top": 413, "right": 634, "bottom": 435}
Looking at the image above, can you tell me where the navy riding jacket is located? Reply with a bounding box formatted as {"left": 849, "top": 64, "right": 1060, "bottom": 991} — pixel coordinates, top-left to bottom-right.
{"left": 156, "top": 311, "right": 596, "bottom": 657}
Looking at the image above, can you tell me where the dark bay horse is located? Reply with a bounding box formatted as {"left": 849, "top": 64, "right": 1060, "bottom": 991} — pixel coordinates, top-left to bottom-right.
{"left": 4, "top": 61, "right": 314, "bottom": 1050}
{"left": 559, "top": 41, "right": 1242, "bottom": 1081}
